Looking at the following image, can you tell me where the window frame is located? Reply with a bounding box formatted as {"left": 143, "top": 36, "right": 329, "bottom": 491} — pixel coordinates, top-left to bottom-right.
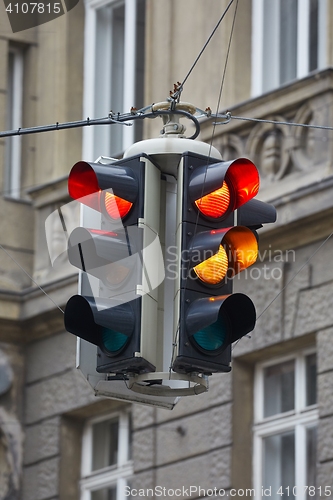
{"left": 5, "top": 44, "right": 24, "bottom": 199}
{"left": 253, "top": 349, "right": 318, "bottom": 500}
{"left": 82, "top": 0, "right": 143, "bottom": 160}
{"left": 80, "top": 409, "right": 133, "bottom": 500}
{"left": 251, "top": 0, "right": 327, "bottom": 97}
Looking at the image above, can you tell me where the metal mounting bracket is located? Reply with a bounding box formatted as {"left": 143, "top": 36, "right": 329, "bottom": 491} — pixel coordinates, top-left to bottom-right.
{"left": 127, "top": 371, "right": 209, "bottom": 397}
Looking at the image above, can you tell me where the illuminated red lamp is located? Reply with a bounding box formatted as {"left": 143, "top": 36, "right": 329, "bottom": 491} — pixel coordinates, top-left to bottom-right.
{"left": 193, "top": 159, "right": 259, "bottom": 220}
{"left": 68, "top": 161, "right": 100, "bottom": 200}
{"left": 195, "top": 181, "right": 230, "bottom": 219}
{"left": 104, "top": 192, "right": 132, "bottom": 220}
{"left": 68, "top": 161, "right": 135, "bottom": 220}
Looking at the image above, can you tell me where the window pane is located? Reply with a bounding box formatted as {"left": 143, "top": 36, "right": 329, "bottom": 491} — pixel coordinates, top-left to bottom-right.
{"left": 134, "top": 0, "right": 146, "bottom": 143}
{"left": 279, "top": 0, "right": 297, "bottom": 85}
{"left": 264, "top": 360, "right": 295, "bottom": 417}
{"left": 128, "top": 412, "right": 132, "bottom": 461}
{"left": 5, "top": 52, "right": 15, "bottom": 193}
{"left": 309, "top": 0, "right": 319, "bottom": 71}
{"left": 5, "top": 48, "right": 23, "bottom": 198}
{"left": 91, "top": 486, "right": 117, "bottom": 500}
{"left": 306, "top": 354, "right": 317, "bottom": 406}
{"left": 263, "top": 431, "right": 295, "bottom": 499}
{"left": 262, "top": 0, "right": 279, "bottom": 92}
{"left": 92, "top": 418, "right": 119, "bottom": 471}
{"left": 306, "top": 426, "right": 317, "bottom": 496}
{"left": 94, "top": 3, "right": 125, "bottom": 157}
{"left": 7, "top": 52, "right": 15, "bottom": 128}
{"left": 110, "top": 4, "right": 125, "bottom": 155}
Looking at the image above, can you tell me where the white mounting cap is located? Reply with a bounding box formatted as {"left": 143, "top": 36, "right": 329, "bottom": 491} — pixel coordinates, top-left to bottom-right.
{"left": 123, "top": 137, "right": 222, "bottom": 177}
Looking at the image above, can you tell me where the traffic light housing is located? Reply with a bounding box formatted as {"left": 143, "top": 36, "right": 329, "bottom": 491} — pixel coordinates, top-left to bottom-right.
{"left": 172, "top": 152, "right": 276, "bottom": 374}
{"left": 67, "top": 159, "right": 143, "bottom": 226}
{"left": 64, "top": 154, "right": 162, "bottom": 375}
{"left": 182, "top": 156, "right": 260, "bottom": 226}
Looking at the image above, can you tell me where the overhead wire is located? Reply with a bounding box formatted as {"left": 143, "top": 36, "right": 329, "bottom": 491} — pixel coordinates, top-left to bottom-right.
{"left": 0, "top": 115, "right": 130, "bottom": 138}
{"left": 0, "top": 243, "right": 65, "bottom": 314}
{"left": 0, "top": 108, "right": 201, "bottom": 139}
{"left": 227, "top": 113, "right": 333, "bottom": 132}
{"left": 170, "top": 0, "right": 236, "bottom": 101}
{"left": 257, "top": 231, "right": 333, "bottom": 322}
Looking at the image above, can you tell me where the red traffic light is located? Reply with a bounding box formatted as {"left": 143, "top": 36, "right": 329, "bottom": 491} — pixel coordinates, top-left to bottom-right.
{"left": 188, "top": 158, "right": 260, "bottom": 221}
{"left": 68, "top": 161, "right": 138, "bottom": 220}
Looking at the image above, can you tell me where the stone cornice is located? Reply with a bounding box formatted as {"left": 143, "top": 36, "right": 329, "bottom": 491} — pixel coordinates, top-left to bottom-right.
{"left": 0, "top": 274, "right": 78, "bottom": 343}
{"left": 200, "top": 67, "right": 333, "bottom": 137}
{"left": 27, "top": 175, "right": 69, "bottom": 208}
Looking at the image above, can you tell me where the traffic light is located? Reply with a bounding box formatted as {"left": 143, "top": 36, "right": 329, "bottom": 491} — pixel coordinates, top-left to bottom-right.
{"left": 67, "top": 159, "right": 143, "bottom": 226}
{"left": 64, "top": 154, "right": 163, "bottom": 375}
{"left": 172, "top": 152, "right": 276, "bottom": 374}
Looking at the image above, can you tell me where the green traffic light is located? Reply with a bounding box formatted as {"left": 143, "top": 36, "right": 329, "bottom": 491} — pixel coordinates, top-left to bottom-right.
{"left": 192, "top": 312, "right": 228, "bottom": 352}
{"left": 183, "top": 293, "right": 256, "bottom": 359}
{"left": 101, "top": 327, "right": 128, "bottom": 353}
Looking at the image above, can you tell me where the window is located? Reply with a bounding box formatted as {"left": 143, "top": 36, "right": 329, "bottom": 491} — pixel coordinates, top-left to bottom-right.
{"left": 253, "top": 351, "right": 318, "bottom": 500}
{"left": 5, "top": 45, "right": 24, "bottom": 199}
{"left": 82, "top": 0, "right": 145, "bottom": 160}
{"left": 80, "top": 411, "right": 132, "bottom": 500}
{"left": 252, "top": 0, "right": 327, "bottom": 96}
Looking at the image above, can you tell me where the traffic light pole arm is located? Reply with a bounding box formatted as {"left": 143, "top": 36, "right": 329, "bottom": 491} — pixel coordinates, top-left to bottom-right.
{"left": 0, "top": 116, "right": 128, "bottom": 138}
{"left": 0, "top": 105, "right": 201, "bottom": 140}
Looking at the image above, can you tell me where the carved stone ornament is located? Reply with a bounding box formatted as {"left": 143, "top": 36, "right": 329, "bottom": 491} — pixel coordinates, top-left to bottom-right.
{"left": 291, "top": 100, "right": 330, "bottom": 171}
{"left": 216, "top": 133, "right": 244, "bottom": 161}
{"left": 0, "top": 353, "right": 20, "bottom": 499}
{"left": 0, "top": 409, "right": 22, "bottom": 499}
{"left": 246, "top": 115, "right": 291, "bottom": 183}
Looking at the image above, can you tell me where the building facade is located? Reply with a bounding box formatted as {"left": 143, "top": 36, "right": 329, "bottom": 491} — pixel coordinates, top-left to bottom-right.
{"left": 0, "top": 0, "right": 333, "bottom": 499}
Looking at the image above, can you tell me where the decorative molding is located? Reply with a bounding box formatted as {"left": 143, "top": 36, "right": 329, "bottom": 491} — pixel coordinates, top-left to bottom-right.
{"left": 246, "top": 115, "right": 291, "bottom": 182}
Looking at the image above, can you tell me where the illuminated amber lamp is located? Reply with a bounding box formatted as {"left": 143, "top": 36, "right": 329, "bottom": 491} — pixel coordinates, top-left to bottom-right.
{"left": 192, "top": 227, "right": 258, "bottom": 286}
